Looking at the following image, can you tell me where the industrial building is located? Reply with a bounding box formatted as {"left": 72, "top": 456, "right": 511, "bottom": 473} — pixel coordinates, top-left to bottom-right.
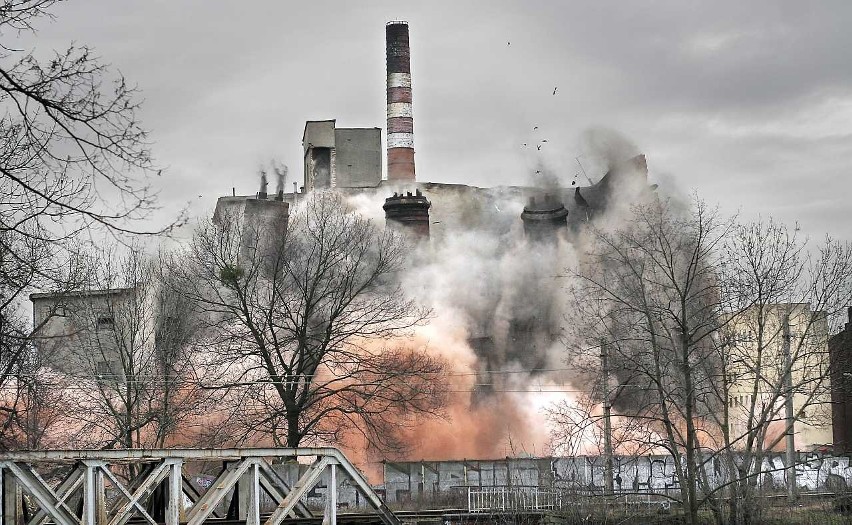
{"left": 302, "top": 120, "right": 382, "bottom": 191}
{"left": 830, "top": 308, "right": 852, "bottom": 452}
{"left": 725, "top": 304, "right": 833, "bottom": 450}
{"left": 29, "top": 18, "right": 850, "bottom": 472}
{"left": 210, "top": 19, "right": 844, "bottom": 456}
{"left": 30, "top": 287, "right": 140, "bottom": 379}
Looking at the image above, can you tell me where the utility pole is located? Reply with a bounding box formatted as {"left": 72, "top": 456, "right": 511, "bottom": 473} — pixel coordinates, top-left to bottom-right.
{"left": 782, "top": 311, "right": 797, "bottom": 503}
{"left": 600, "top": 339, "right": 614, "bottom": 496}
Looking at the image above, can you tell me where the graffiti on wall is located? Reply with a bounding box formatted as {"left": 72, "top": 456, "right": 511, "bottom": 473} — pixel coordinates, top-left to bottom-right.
{"left": 381, "top": 453, "right": 852, "bottom": 504}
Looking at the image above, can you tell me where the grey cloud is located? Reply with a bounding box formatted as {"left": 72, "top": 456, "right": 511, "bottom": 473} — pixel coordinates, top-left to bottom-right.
{"left": 20, "top": 0, "right": 852, "bottom": 241}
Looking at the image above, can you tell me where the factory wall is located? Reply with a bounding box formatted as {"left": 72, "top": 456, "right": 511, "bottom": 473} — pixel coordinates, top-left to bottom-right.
{"left": 334, "top": 128, "right": 382, "bottom": 188}
{"left": 30, "top": 288, "right": 140, "bottom": 378}
{"left": 830, "top": 309, "right": 852, "bottom": 452}
{"left": 302, "top": 120, "right": 336, "bottom": 148}
{"left": 302, "top": 121, "right": 382, "bottom": 190}
{"left": 303, "top": 120, "right": 335, "bottom": 191}
{"left": 213, "top": 194, "right": 290, "bottom": 270}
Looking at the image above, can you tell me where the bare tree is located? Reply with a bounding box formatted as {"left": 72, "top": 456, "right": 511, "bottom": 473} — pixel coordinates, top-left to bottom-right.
{"left": 702, "top": 220, "right": 852, "bottom": 524}
{"left": 0, "top": 227, "right": 86, "bottom": 448}
{"left": 179, "top": 192, "right": 446, "bottom": 451}
{"left": 563, "top": 197, "right": 730, "bottom": 525}
{"left": 0, "top": 1, "right": 176, "bottom": 447}
{"left": 0, "top": 1, "right": 167, "bottom": 241}
{"left": 37, "top": 247, "right": 210, "bottom": 449}
{"left": 559, "top": 197, "right": 852, "bottom": 525}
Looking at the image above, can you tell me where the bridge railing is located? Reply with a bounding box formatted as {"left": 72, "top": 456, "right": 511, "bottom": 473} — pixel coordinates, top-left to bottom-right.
{"left": 0, "top": 448, "right": 399, "bottom": 525}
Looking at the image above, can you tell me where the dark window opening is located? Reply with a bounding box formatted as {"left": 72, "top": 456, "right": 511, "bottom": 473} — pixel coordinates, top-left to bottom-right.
{"left": 96, "top": 361, "right": 114, "bottom": 378}
{"left": 96, "top": 316, "right": 115, "bottom": 329}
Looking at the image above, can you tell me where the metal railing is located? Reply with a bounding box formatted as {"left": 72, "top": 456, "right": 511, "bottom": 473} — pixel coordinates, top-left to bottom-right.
{"left": 467, "top": 486, "right": 564, "bottom": 513}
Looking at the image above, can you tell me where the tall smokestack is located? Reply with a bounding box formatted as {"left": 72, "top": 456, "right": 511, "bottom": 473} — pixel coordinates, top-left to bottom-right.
{"left": 386, "top": 21, "right": 415, "bottom": 181}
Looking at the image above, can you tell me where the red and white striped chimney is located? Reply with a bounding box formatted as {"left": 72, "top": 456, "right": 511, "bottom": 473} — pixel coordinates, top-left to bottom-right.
{"left": 386, "top": 21, "right": 415, "bottom": 181}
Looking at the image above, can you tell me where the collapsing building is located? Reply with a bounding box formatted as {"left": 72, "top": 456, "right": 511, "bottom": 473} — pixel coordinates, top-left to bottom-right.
{"left": 212, "top": 20, "right": 656, "bottom": 446}
{"left": 211, "top": 20, "right": 838, "bottom": 458}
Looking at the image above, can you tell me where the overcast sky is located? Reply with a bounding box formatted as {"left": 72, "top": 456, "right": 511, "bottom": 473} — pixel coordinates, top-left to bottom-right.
{"left": 29, "top": 1, "right": 852, "bottom": 241}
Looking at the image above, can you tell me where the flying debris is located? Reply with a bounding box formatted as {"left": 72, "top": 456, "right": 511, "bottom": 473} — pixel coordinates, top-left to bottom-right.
{"left": 541, "top": 139, "right": 548, "bottom": 143}
{"left": 533, "top": 126, "right": 538, "bottom": 130}
{"left": 507, "top": 41, "right": 511, "bottom": 46}
{"left": 535, "top": 170, "right": 541, "bottom": 174}
{"left": 522, "top": 143, "right": 528, "bottom": 147}
{"left": 536, "top": 145, "right": 542, "bottom": 151}
{"left": 552, "top": 87, "right": 558, "bottom": 95}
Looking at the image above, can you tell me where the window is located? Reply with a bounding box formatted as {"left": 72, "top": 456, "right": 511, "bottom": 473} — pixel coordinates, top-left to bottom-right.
{"left": 95, "top": 360, "right": 123, "bottom": 381}
{"left": 96, "top": 361, "right": 114, "bottom": 378}
{"left": 96, "top": 316, "right": 114, "bottom": 330}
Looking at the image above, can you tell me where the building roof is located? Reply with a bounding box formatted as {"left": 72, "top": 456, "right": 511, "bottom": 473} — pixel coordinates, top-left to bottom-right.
{"left": 30, "top": 287, "right": 136, "bottom": 302}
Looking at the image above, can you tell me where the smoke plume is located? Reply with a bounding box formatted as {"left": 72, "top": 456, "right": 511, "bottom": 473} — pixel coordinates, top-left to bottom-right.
{"left": 340, "top": 129, "right": 656, "bottom": 466}
{"left": 273, "top": 161, "right": 288, "bottom": 195}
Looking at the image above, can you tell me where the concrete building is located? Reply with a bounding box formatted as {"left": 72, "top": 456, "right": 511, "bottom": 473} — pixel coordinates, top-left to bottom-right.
{"left": 725, "top": 304, "right": 833, "bottom": 450}
{"left": 830, "top": 308, "right": 852, "bottom": 452}
{"left": 213, "top": 183, "right": 290, "bottom": 271}
{"left": 302, "top": 120, "right": 382, "bottom": 191}
{"left": 30, "top": 287, "right": 142, "bottom": 378}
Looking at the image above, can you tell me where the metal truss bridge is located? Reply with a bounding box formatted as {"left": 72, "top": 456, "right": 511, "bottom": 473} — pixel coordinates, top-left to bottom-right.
{"left": 0, "top": 448, "right": 399, "bottom": 525}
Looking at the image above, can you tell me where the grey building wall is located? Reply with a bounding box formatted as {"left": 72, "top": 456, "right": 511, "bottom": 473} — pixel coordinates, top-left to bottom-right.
{"left": 334, "top": 128, "right": 381, "bottom": 188}
{"left": 302, "top": 120, "right": 336, "bottom": 148}
{"left": 302, "top": 121, "right": 381, "bottom": 191}
{"left": 212, "top": 194, "right": 289, "bottom": 278}
{"left": 303, "top": 120, "right": 336, "bottom": 192}
{"left": 30, "top": 288, "right": 138, "bottom": 378}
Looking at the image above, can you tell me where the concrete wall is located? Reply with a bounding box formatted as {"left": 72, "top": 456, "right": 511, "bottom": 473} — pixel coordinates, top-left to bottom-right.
{"left": 303, "top": 121, "right": 336, "bottom": 191}
{"left": 726, "top": 304, "right": 833, "bottom": 449}
{"left": 334, "top": 128, "right": 381, "bottom": 188}
{"left": 380, "top": 453, "right": 852, "bottom": 504}
{"left": 193, "top": 452, "right": 852, "bottom": 511}
{"left": 302, "top": 120, "right": 335, "bottom": 148}
{"left": 830, "top": 310, "right": 852, "bottom": 452}
{"left": 31, "top": 289, "right": 139, "bottom": 377}
{"left": 213, "top": 195, "right": 290, "bottom": 267}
